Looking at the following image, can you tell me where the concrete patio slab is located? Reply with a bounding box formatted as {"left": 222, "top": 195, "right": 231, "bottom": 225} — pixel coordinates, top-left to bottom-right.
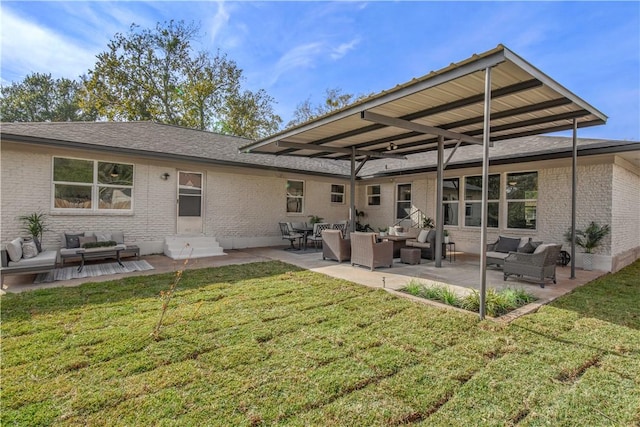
{"left": 1, "top": 246, "right": 606, "bottom": 321}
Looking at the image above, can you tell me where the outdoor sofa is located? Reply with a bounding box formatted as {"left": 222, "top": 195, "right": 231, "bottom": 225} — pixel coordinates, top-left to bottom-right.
{"left": 1, "top": 237, "right": 57, "bottom": 277}
{"left": 59, "top": 231, "right": 139, "bottom": 265}
{"left": 486, "top": 236, "right": 537, "bottom": 267}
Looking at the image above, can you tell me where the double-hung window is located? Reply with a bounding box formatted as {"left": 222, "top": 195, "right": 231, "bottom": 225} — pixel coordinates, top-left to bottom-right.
{"left": 367, "top": 185, "right": 381, "bottom": 206}
{"left": 506, "top": 172, "right": 537, "bottom": 229}
{"left": 53, "top": 157, "right": 133, "bottom": 211}
{"left": 286, "top": 180, "right": 304, "bottom": 213}
{"left": 464, "top": 174, "right": 500, "bottom": 227}
{"left": 330, "top": 184, "right": 345, "bottom": 204}
{"left": 443, "top": 178, "right": 459, "bottom": 226}
{"left": 396, "top": 183, "right": 412, "bottom": 220}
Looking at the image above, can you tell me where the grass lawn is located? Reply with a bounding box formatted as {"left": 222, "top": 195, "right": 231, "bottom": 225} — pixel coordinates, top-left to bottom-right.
{"left": 2, "top": 260, "right": 639, "bottom": 426}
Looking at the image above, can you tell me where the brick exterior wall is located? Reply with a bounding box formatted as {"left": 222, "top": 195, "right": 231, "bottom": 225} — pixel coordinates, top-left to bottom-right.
{"left": 611, "top": 159, "right": 640, "bottom": 270}
{"left": 2, "top": 143, "right": 638, "bottom": 271}
{"left": 1, "top": 143, "right": 350, "bottom": 254}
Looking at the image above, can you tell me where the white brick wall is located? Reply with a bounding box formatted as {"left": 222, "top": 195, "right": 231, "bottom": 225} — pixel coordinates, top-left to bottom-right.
{"left": 611, "top": 160, "right": 640, "bottom": 263}
{"left": 3, "top": 143, "right": 638, "bottom": 271}
{"left": 1, "top": 144, "right": 351, "bottom": 253}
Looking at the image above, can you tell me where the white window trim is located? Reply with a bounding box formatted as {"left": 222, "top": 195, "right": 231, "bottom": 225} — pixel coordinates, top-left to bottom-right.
{"left": 505, "top": 171, "right": 538, "bottom": 231}
{"left": 395, "top": 183, "right": 412, "bottom": 220}
{"left": 330, "top": 183, "right": 345, "bottom": 204}
{"left": 463, "top": 174, "right": 500, "bottom": 229}
{"left": 366, "top": 184, "right": 381, "bottom": 206}
{"left": 286, "top": 179, "right": 305, "bottom": 215}
{"left": 51, "top": 156, "right": 134, "bottom": 213}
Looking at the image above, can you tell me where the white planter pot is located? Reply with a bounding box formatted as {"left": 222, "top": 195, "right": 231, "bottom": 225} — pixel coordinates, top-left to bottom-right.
{"left": 583, "top": 253, "right": 594, "bottom": 271}
{"left": 444, "top": 236, "right": 450, "bottom": 244}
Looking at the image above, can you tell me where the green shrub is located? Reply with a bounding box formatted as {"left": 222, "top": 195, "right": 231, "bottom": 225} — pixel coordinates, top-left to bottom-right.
{"left": 403, "top": 281, "right": 536, "bottom": 317}
{"left": 82, "top": 240, "right": 118, "bottom": 249}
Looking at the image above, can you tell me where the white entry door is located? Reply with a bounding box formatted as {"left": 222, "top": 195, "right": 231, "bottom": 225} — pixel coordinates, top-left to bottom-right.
{"left": 177, "top": 171, "right": 204, "bottom": 234}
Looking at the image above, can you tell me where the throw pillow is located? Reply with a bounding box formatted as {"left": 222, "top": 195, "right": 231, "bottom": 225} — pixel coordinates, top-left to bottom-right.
{"left": 495, "top": 236, "right": 521, "bottom": 253}
{"left": 22, "top": 240, "right": 38, "bottom": 259}
{"left": 6, "top": 237, "right": 23, "bottom": 262}
{"left": 65, "top": 233, "right": 85, "bottom": 249}
{"left": 426, "top": 230, "right": 436, "bottom": 242}
{"left": 95, "top": 233, "right": 112, "bottom": 242}
{"left": 417, "top": 229, "right": 429, "bottom": 243}
{"left": 110, "top": 231, "right": 125, "bottom": 244}
{"left": 388, "top": 226, "right": 397, "bottom": 236}
{"left": 533, "top": 243, "right": 552, "bottom": 254}
{"left": 78, "top": 236, "right": 97, "bottom": 248}
{"left": 517, "top": 242, "right": 535, "bottom": 254}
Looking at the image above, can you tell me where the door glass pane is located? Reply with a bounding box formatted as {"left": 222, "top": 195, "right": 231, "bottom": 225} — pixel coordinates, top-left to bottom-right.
{"left": 180, "top": 173, "right": 202, "bottom": 190}
{"left": 179, "top": 195, "right": 201, "bottom": 216}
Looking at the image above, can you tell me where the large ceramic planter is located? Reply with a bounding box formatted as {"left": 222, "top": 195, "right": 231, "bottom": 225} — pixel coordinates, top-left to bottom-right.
{"left": 583, "top": 253, "right": 594, "bottom": 271}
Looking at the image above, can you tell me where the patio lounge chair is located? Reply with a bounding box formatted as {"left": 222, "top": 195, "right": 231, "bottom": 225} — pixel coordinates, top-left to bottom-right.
{"left": 279, "top": 222, "right": 303, "bottom": 250}
{"left": 322, "top": 229, "right": 351, "bottom": 262}
{"left": 503, "top": 243, "right": 562, "bottom": 288}
{"left": 350, "top": 232, "right": 393, "bottom": 271}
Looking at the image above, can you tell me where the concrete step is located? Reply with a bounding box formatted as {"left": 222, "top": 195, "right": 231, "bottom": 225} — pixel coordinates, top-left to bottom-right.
{"left": 163, "top": 236, "right": 226, "bottom": 260}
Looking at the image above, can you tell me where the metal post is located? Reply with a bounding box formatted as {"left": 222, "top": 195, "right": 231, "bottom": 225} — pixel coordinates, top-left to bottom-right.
{"left": 435, "top": 135, "right": 444, "bottom": 267}
{"left": 479, "top": 66, "right": 492, "bottom": 320}
{"left": 571, "top": 119, "right": 577, "bottom": 279}
{"left": 350, "top": 147, "right": 356, "bottom": 233}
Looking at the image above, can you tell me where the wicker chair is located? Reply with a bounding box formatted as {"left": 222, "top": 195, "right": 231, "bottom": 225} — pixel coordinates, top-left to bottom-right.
{"left": 349, "top": 232, "right": 393, "bottom": 271}
{"left": 503, "top": 244, "right": 562, "bottom": 288}
{"left": 322, "top": 229, "right": 351, "bottom": 262}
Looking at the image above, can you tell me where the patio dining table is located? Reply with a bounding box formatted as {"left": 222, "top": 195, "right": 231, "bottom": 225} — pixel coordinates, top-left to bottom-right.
{"left": 292, "top": 226, "right": 314, "bottom": 250}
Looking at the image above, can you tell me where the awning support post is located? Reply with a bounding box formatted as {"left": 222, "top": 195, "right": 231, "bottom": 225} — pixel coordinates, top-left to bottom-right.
{"left": 571, "top": 118, "right": 577, "bottom": 279}
{"left": 479, "top": 66, "right": 492, "bottom": 320}
{"left": 435, "top": 135, "right": 444, "bottom": 267}
{"left": 350, "top": 147, "right": 357, "bottom": 233}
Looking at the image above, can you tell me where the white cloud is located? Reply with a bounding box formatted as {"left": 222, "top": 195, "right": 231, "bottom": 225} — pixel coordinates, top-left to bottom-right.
{"left": 0, "top": 8, "right": 98, "bottom": 81}
{"left": 330, "top": 38, "right": 360, "bottom": 60}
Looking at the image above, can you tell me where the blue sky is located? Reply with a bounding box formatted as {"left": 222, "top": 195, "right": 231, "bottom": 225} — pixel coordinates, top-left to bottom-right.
{"left": 1, "top": 1, "right": 638, "bottom": 140}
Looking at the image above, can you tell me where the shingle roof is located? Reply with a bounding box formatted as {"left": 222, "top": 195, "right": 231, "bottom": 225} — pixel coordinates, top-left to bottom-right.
{"left": 0, "top": 121, "right": 353, "bottom": 177}
{"left": 1, "top": 121, "right": 638, "bottom": 179}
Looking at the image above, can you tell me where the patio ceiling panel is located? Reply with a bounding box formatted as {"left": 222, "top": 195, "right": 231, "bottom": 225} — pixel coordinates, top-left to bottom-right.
{"left": 240, "top": 46, "right": 605, "bottom": 160}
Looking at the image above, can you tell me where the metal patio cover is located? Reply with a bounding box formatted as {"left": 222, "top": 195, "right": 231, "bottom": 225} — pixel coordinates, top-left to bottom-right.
{"left": 240, "top": 45, "right": 607, "bottom": 319}
{"left": 240, "top": 45, "right": 606, "bottom": 158}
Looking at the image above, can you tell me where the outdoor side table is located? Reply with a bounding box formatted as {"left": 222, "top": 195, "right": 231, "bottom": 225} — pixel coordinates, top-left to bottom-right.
{"left": 400, "top": 247, "right": 421, "bottom": 265}
{"left": 445, "top": 242, "right": 456, "bottom": 262}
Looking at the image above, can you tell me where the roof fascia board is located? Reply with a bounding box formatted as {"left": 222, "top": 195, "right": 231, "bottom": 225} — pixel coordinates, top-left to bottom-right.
{"left": 240, "top": 49, "right": 507, "bottom": 152}
{"left": 502, "top": 47, "right": 608, "bottom": 123}
{"left": 361, "top": 111, "right": 484, "bottom": 144}
{"left": 2, "top": 134, "right": 351, "bottom": 179}
{"left": 364, "top": 142, "right": 640, "bottom": 179}
{"left": 276, "top": 140, "right": 406, "bottom": 159}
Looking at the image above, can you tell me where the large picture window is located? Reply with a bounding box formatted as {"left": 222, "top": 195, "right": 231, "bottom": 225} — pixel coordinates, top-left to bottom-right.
{"left": 286, "top": 180, "right": 304, "bottom": 213}
{"left": 330, "top": 184, "right": 345, "bottom": 204}
{"left": 367, "top": 185, "right": 381, "bottom": 206}
{"left": 464, "top": 174, "right": 500, "bottom": 228}
{"left": 443, "top": 178, "right": 459, "bottom": 226}
{"left": 506, "top": 172, "right": 537, "bottom": 229}
{"left": 53, "top": 157, "right": 133, "bottom": 211}
{"left": 396, "top": 183, "right": 412, "bottom": 220}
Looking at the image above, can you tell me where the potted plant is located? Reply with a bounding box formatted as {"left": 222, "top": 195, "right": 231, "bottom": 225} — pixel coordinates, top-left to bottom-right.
{"left": 18, "top": 211, "right": 50, "bottom": 252}
{"left": 564, "top": 221, "right": 610, "bottom": 270}
{"left": 307, "top": 215, "right": 324, "bottom": 225}
{"left": 443, "top": 230, "right": 450, "bottom": 244}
